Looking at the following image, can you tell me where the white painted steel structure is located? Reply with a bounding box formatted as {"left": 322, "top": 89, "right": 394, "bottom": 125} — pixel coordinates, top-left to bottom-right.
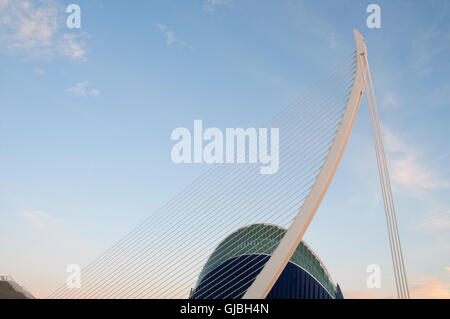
{"left": 49, "top": 30, "right": 409, "bottom": 300}
{"left": 244, "top": 30, "right": 409, "bottom": 299}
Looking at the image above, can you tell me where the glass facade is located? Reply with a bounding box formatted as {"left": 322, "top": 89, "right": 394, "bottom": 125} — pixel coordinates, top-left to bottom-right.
{"left": 191, "top": 224, "right": 343, "bottom": 299}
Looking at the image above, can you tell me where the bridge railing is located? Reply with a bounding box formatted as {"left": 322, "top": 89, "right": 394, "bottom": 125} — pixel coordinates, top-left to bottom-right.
{"left": 0, "top": 275, "right": 15, "bottom": 282}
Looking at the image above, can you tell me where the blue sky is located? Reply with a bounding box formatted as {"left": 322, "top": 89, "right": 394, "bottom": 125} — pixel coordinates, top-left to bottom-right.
{"left": 0, "top": 0, "right": 449, "bottom": 298}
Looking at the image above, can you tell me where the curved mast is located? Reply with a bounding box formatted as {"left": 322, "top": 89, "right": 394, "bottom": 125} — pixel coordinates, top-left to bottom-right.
{"left": 243, "top": 30, "right": 367, "bottom": 299}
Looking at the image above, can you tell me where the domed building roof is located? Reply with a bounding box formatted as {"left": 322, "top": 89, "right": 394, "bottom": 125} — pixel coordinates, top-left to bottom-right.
{"left": 191, "top": 223, "right": 343, "bottom": 299}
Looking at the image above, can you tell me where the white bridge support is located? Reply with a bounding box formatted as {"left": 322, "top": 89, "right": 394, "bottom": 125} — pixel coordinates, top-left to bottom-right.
{"left": 243, "top": 30, "right": 367, "bottom": 299}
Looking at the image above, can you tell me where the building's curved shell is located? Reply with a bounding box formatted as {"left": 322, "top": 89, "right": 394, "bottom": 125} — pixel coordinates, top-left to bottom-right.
{"left": 191, "top": 224, "right": 343, "bottom": 299}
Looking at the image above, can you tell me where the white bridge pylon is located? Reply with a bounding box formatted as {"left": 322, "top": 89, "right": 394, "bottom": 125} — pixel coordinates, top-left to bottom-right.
{"left": 243, "top": 29, "right": 410, "bottom": 299}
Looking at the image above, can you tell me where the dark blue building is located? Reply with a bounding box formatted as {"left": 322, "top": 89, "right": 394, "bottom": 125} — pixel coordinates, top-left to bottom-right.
{"left": 191, "top": 224, "right": 343, "bottom": 299}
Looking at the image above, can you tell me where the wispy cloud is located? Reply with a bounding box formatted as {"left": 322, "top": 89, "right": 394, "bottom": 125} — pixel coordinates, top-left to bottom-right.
{"left": 90, "top": 88, "right": 100, "bottom": 96}
{"left": 154, "top": 23, "right": 187, "bottom": 48}
{"left": 381, "top": 92, "right": 400, "bottom": 109}
{"left": 34, "top": 68, "right": 45, "bottom": 75}
{"left": 409, "top": 275, "right": 450, "bottom": 299}
{"left": 18, "top": 210, "right": 50, "bottom": 231}
{"left": 383, "top": 127, "right": 449, "bottom": 198}
{"left": 202, "top": 0, "right": 232, "bottom": 15}
{"left": 410, "top": 25, "right": 448, "bottom": 78}
{"left": 328, "top": 32, "right": 337, "bottom": 49}
{"left": 343, "top": 273, "right": 450, "bottom": 299}
{"left": 286, "top": 2, "right": 341, "bottom": 51}
{"left": 58, "top": 33, "right": 87, "bottom": 61}
{"left": 67, "top": 81, "right": 100, "bottom": 97}
{"left": 413, "top": 207, "right": 450, "bottom": 232}
{"left": 0, "top": 0, "right": 88, "bottom": 61}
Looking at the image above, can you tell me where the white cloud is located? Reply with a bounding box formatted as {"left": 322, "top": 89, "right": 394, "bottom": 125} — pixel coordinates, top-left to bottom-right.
{"left": 383, "top": 127, "right": 449, "bottom": 198}
{"left": 154, "top": 23, "right": 187, "bottom": 47}
{"left": 413, "top": 207, "right": 450, "bottom": 232}
{"left": 18, "top": 210, "right": 50, "bottom": 231}
{"left": 409, "top": 276, "right": 450, "bottom": 299}
{"left": 0, "top": 0, "right": 88, "bottom": 61}
{"left": 286, "top": 2, "right": 340, "bottom": 51}
{"left": 58, "top": 33, "right": 86, "bottom": 61}
{"left": 410, "top": 29, "right": 443, "bottom": 77}
{"left": 202, "top": 0, "right": 232, "bottom": 14}
{"left": 329, "top": 32, "right": 337, "bottom": 49}
{"left": 34, "top": 68, "right": 45, "bottom": 75}
{"left": 345, "top": 274, "right": 450, "bottom": 299}
{"left": 382, "top": 92, "right": 400, "bottom": 108}
{"left": 67, "top": 81, "right": 99, "bottom": 97}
